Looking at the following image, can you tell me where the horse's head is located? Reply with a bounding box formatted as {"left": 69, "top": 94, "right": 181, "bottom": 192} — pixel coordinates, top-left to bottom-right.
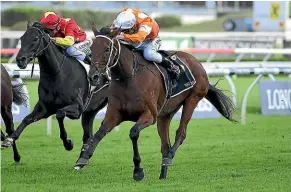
{"left": 89, "top": 25, "right": 121, "bottom": 83}
{"left": 16, "top": 21, "right": 51, "bottom": 69}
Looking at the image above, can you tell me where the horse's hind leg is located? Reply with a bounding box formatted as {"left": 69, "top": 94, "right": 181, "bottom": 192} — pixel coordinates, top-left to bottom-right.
{"left": 56, "top": 116, "right": 74, "bottom": 151}
{"left": 3, "top": 101, "right": 50, "bottom": 147}
{"left": 157, "top": 114, "right": 173, "bottom": 180}
{"left": 171, "top": 95, "right": 203, "bottom": 158}
{"left": 1, "top": 106, "right": 21, "bottom": 162}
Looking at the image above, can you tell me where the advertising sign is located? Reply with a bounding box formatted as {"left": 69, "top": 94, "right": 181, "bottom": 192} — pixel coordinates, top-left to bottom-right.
{"left": 259, "top": 80, "right": 291, "bottom": 115}
{"left": 95, "top": 98, "right": 220, "bottom": 120}
{"left": 253, "top": 1, "right": 288, "bottom": 31}
{"left": 195, "top": 38, "right": 276, "bottom": 49}
{"left": 174, "top": 98, "right": 221, "bottom": 119}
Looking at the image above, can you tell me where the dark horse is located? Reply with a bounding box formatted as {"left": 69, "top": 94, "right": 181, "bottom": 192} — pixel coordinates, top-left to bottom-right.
{"left": 1, "top": 64, "right": 28, "bottom": 162}
{"left": 74, "top": 27, "right": 237, "bottom": 180}
{"left": 3, "top": 22, "right": 109, "bottom": 158}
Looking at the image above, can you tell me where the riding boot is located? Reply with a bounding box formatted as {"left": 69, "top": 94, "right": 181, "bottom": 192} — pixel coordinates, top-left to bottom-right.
{"left": 84, "top": 55, "right": 92, "bottom": 65}
{"left": 161, "top": 57, "right": 180, "bottom": 81}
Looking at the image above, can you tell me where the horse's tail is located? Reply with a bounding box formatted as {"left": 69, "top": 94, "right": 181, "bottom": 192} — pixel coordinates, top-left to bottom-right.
{"left": 205, "top": 83, "right": 238, "bottom": 123}
{"left": 12, "top": 82, "right": 28, "bottom": 106}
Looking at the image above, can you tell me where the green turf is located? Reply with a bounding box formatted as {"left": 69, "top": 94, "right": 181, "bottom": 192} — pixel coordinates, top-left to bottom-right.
{"left": 1, "top": 76, "right": 291, "bottom": 192}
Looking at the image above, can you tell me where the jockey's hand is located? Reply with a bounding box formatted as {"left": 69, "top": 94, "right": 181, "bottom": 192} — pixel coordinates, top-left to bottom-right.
{"left": 116, "top": 35, "right": 124, "bottom": 40}
{"left": 50, "top": 37, "right": 56, "bottom": 43}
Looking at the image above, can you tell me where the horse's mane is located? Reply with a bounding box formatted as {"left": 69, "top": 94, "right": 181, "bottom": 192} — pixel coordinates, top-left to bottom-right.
{"left": 31, "top": 22, "right": 46, "bottom": 30}
{"left": 27, "top": 22, "right": 66, "bottom": 55}
{"left": 97, "top": 27, "right": 136, "bottom": 51}
{"left": 99, "top": 27, "right": 112, "bottom": 36}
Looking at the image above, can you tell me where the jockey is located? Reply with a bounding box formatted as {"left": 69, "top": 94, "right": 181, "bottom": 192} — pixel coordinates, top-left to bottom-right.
{"left": 40, "top": 11, "right": 92, "bottom": 64}
{"left": 111, "top": 8, "right": 180, "bottom": 80}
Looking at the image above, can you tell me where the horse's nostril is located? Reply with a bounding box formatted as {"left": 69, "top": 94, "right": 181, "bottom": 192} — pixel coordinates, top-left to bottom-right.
{"left": 92, "top": 74, "right": 99, "bottom": 81}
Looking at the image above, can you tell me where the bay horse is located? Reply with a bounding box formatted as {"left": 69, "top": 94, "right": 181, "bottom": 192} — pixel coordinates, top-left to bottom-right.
{"left": 1, "top": 64, "right": 28, "bottom": 162}
{"left": 73, "top": 27, "right": 237, "bottom": 180}
{"left": 3, "top": 22, "right": 109, "bottom": 160}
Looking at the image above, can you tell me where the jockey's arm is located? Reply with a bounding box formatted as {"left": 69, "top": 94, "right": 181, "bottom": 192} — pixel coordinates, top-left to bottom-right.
{"left": 55, "top": 23, "right": 77, "bottom": 47}
{"left": 123, "top": 23, "right": 152, "bottom": 43}
{"left": 55, "top": 36, "right": 75, "bottom": 47}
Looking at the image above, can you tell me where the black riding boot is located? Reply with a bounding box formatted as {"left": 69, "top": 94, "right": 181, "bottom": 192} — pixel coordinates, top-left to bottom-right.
{"left": 84, "top": 55, "right": 91, "bottom": 65}
{"left": 162, "top": 57, "right": 180, "bottom": 80}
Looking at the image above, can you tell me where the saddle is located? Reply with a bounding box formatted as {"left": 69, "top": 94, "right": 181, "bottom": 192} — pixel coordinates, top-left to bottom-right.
{"left": 132, "top": 49, "right": 196, "bottom": 99}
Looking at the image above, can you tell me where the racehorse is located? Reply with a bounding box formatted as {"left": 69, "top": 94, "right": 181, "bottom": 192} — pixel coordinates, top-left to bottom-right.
{"left": 73, "top": 25, "right": 237, "bottom": 181}
{"left": 3, "top": 22, "right": 109, "bottom": 159}
{"left": 1, "top": 64, "right": 28, "bottom": 162}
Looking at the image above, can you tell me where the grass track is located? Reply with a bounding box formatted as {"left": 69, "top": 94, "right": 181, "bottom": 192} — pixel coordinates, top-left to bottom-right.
{"left": 1, "top": 76, "right": 291, "bottom": 192}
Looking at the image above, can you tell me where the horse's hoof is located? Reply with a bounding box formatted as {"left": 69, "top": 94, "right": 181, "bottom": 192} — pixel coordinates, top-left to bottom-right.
{"left": 64, "top": 139, "right": 74, "bottom": 151}
{"left": 72, "top": 165, "right": 83, "bottom": 171}
{"left": 73, "top": 158, "right": 89, "bottom": 170}
{"left": 162, "top": 158, "right": 173, "bottom": 166}
{"left": 2, "top": 137, "right": 14, "bottom": 148}
{"left": 133, "top": 168, "right": 144, "bottom": 181}
{"left": 14, "top": 155, "right": 21, "bottom": 163}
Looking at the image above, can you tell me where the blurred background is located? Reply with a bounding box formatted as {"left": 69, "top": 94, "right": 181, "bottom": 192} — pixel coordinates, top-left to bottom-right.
{"left": 1, "top": 1, "right": 291, "bottom": 60}
{"left": 1, "top": 2, "right": 291, "bottom": 191}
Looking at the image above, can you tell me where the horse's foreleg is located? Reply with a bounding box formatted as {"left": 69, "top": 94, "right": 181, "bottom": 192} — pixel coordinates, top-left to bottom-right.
{"left": 81, "top": 99, "right": 107, "bottom": 144}
{"left": 4, "top": 101, "right": 50, "bottom": 145}
{"left": 1, "top": 131, "right": 7, "bottom": 141}
{"left": 1, "top": 106, "right": 21, "bottom": 162}
{"left": 56, "top": 103, "right": 85, "bottom": 151}
{"left": 56, "top": 103, "right": 81, "bottom": 120}
{"left": 129, "top": 110, "right": 155, "bottom": 181}
{"left": 171, "top": 96, "right": 202, "bottom": 157}
{"left": 81, "top": 110, "right": 98, "bottom": 144}
{"left": 73, "top": 107, "right": 121, "bottom": 170}
{"left": 56, "top": 116, "right": 74, "bottom": 151}
{"left": 157, "top": 115, "right": 173, "bottom": 180}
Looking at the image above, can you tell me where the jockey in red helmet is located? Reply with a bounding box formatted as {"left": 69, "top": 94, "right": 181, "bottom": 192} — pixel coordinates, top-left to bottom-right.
{"left": 40, "top": 12, "right": 92, "bottom": 64}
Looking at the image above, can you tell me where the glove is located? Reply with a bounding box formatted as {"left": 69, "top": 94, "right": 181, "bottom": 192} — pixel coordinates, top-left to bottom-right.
{"left": 116, "top": 35, "right": 124, "bottom": 40}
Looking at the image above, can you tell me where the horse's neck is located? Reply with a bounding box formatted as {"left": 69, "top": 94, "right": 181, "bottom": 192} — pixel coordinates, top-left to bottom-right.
{"left": 38, "top": 45, "right": 63, "bottom": 75}
{"left": 110, "top": 45, "right": 133, "bottom": 81}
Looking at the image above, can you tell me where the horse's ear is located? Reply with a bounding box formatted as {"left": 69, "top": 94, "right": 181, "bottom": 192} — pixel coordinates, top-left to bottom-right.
{"left": 100, "top": 27, "right": 112, "bottom": 35}
{"left": 111, "top": 28, "right": 119, "bottom": 37}
{"left": 92, "top": 22, "right": 100, "bottom": 36}
{"left": 27, "top": 21, "right": 32, "bottom": 30}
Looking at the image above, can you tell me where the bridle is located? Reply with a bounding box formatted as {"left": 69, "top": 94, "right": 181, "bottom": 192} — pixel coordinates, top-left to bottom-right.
{"left": 25, "top": 25, "right": 64, "bottom": 77}
{"left": 93, "top": 35, "right": 121, "bottom": 75}
{"left": 29, "top": 26, "right": 52, "bottom": 58}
